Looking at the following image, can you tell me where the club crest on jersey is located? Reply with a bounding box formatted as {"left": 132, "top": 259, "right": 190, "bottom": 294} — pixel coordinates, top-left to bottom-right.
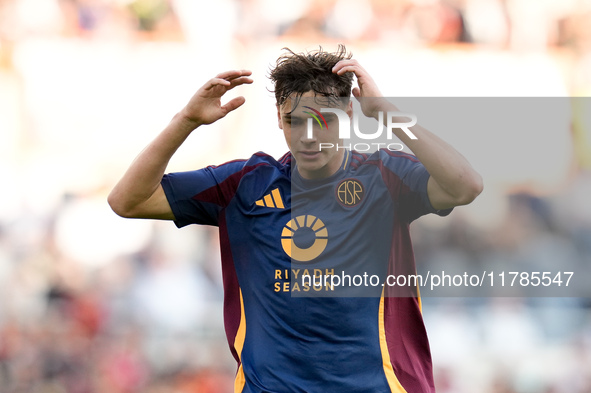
{"left": 335, "top": 178, "right": 364, "bottom": 207}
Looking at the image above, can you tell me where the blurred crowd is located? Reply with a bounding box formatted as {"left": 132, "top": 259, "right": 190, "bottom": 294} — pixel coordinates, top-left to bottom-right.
{"left": 1, "top": 0, "right": 591, "bottom": 392}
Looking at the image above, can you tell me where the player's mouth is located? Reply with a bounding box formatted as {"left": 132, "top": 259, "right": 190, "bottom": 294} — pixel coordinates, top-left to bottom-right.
{"left": 299, "top": 151, "right": 321, "bottom": 160}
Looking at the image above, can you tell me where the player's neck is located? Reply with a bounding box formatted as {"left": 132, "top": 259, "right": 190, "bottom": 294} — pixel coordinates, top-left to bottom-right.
{"left": 296, "top": 149, "right": 346, "bottom": 180}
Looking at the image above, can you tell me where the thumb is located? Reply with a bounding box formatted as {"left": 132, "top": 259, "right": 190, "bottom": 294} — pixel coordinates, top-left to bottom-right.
{"left": 221, "top": 96, "right": 246, "bottom": 115}
{"left": 352, "top": 87, "right": 361, "bottom": 100}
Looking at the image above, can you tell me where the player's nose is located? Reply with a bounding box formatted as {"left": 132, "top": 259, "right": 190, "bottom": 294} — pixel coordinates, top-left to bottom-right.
{"left": 300, "top": 126, "right": 318, "bottom": 143}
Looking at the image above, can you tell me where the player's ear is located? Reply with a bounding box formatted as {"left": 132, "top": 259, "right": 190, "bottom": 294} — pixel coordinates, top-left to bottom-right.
{"left": 346, "top": 100, "right": 353, "bottom": 119}
{"left": 276, "top": 104, "right": 283, "bottom": 130}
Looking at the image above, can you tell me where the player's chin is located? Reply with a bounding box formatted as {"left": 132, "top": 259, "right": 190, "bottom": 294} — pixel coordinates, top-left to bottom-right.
{"left": 295, "top": 156, "right": 325, "bottom": 172}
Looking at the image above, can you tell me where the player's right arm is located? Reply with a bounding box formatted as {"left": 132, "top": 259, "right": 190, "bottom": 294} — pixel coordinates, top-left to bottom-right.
{"left": 107, "top": 70, "right": 253, "bottom": 220}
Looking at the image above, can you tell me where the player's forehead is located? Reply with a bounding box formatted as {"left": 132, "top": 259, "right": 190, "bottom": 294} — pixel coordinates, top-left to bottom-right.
{"left": 279, "top": 91, "right": 348, "bottom": 116}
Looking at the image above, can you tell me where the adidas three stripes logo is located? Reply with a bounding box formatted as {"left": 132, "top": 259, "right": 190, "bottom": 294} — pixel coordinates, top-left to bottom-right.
{"left": 255, "top": 188, "right": 285, "bottom": 209}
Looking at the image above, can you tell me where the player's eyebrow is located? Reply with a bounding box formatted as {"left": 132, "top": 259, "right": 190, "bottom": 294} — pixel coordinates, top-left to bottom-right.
{"left": 283, "top": 113, "right": 304, "bottom": 121}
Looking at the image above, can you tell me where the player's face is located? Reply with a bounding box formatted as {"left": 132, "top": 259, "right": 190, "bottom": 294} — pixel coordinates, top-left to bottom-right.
{"left": 277, "top": 91, "right": 352, "bottom": 179}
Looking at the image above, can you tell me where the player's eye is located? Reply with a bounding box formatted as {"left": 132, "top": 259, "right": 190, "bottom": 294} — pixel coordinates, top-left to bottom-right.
{"left": 287, "top": 118, "right": 303, "bottom": 126}
{"left": 324, "top": 114, "right": 337, "bottom": 124}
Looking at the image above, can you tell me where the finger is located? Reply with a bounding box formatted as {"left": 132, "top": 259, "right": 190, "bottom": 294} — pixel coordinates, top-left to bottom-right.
{"left": 333, "top": 65, "right": 362, "bottom": 76}
{"left": 332, "top": 59, "right": 359, "bottom": 74}
{"left": 228, "top": 76, "right": 254, "bottom": 88}
{"left": 216, "top": 69, "right": 252, "bottom": 80}
{"left": 221, "top": 96, "right": 246, "bottom": 114}
{"left": 352, "top": 87, "right": 361, "bottom": 99}
{"left": 205, "top": 78, "right": 231, "bottom": 90}
{"left": 333, "top": 59, "right": 358, "bottom": 68}
{"left": 227, "top": 70, "right": 252, "bottom": 80}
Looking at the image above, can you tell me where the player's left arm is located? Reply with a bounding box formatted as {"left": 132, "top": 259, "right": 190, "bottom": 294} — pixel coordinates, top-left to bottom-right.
{"left": 333, "top": 60, "right": 483, "bottom": 210}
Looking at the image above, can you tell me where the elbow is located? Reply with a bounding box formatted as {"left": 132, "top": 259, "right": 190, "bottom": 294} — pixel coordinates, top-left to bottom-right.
{"left": 107, "top": 190, "right": 134, "bottom": 218}
{"left": 457, "top": 172, "right": 484, "bottom": 206}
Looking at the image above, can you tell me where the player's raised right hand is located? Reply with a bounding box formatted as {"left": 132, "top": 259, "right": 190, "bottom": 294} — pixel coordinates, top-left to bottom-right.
{"left": 179, "top": 70, "right": 253, "bottom": 127}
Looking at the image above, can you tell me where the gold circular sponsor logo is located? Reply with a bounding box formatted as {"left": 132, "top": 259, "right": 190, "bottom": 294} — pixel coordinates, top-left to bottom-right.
{"left": 281, "top": 215, "right": 328, "bottom": 262}
{"left": 336, "top": 179, "right": 364, "bottom": 207}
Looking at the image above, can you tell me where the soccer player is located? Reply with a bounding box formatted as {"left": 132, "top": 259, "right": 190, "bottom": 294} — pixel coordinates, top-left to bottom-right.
{"left": 108, "top": 46, "right": 483, "bottom": 392}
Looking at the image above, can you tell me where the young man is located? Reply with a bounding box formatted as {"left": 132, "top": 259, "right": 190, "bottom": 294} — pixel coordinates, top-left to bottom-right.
{"left": 108, "top": 46, "right": 482, "bottom": 392}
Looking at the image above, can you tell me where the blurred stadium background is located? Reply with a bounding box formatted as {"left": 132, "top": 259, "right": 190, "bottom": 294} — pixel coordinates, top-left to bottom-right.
{"left": 1, "top": 0, "right": 591, "bottom": 392}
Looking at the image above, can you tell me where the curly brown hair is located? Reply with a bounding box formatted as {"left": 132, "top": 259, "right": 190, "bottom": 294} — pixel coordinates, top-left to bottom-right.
{"left": 269, "top": 45, "right": 354, "bottom": 109}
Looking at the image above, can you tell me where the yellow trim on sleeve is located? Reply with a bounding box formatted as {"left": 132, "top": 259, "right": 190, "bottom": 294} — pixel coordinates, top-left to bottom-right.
{"left": 234, "top": 364, "right": 246, "bottom": 393}
{"left": 417, "top": 284, "right": 422, "bottom": 314}
{"left": 379, "top": 290, "right": 408, "bottom": 393}
{"left": 233, "top": 290, "right": 247, "bottom": 392}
